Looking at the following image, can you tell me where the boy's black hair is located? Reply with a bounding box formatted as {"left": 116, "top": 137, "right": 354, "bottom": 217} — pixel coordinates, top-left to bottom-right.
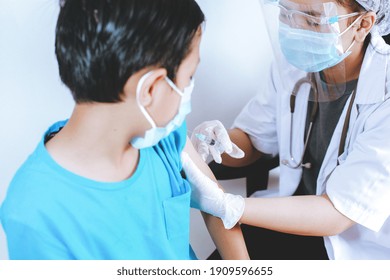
{"left": 55, "top": 0, "right": 205, "bottom": 103}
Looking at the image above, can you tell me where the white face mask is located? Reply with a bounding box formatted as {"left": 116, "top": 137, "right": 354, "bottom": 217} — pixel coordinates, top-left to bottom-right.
{"left": 131, "top": 71, "right": 194, "bottom": 149}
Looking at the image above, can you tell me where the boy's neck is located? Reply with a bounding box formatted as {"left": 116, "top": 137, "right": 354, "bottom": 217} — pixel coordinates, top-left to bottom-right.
{"left": 45, "top": 103, "right": 141, "bottom": 182}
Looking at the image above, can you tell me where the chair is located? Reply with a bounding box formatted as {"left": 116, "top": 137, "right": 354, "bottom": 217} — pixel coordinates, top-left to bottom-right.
{"left": 384, "top": 34, "right": 390, "bottom": 45}
{"left": 208, "top": 155, "right": 279, "bottom": 197}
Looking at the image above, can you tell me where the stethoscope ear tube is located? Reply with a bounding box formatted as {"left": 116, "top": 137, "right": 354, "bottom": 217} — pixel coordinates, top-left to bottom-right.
{"left": 290, "top": 75, "right": 318, "bottom": 114}
{"left": 309, "top": 86, "right": 318, "bottom": 122}
{"left": 285, "top": 74, "right": 319, "bottom": 169}
{"left": 290, "top": 95, "right": 296, "bottom": 114}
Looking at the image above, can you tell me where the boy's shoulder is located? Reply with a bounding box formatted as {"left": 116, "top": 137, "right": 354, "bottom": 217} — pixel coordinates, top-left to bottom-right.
{"left": 3, "top": 121, "right": 68, "bottom": 204}
{"left": 13, "top": 120, "right": 68, "bottom": 178}
{"left": 158, "top": 121, "right": 187, "bottom": 153}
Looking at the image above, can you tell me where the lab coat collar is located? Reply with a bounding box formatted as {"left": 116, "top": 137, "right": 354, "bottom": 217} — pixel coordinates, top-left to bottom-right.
{"left": 355, "top": 34, "right": 390, "bottom": 105}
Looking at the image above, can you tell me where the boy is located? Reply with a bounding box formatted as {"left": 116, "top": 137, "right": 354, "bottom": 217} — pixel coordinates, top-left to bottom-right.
{"left": 0, "top": 0, "right": 247, "bottom": 260}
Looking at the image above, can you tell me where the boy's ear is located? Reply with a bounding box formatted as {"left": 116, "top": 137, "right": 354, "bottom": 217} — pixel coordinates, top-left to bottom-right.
{"left": 354, "top": 12, "right": 376, "bottom": 43}
{"left": 134, "top": 68, "right": 168, "bottom": 107}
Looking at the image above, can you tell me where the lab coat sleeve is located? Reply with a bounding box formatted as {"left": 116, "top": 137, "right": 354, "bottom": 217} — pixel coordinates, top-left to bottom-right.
{"left": 326, "top": 99, "right": 390, "bottom": 232}
{"left": 232, "top": 63, "right": 279, "bottom": 157}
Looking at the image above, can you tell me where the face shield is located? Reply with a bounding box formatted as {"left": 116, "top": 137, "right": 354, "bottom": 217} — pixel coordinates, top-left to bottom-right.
{"left": 260, "top": 0, "right": 363, "bottom": 102}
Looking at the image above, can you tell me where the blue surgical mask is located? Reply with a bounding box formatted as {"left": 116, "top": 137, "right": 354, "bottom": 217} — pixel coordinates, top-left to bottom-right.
{"left": 278, "top": 21, "right": 357, "bottom": 72}
{"left": 131, "top": 71, "right": 194, "bottom": 149}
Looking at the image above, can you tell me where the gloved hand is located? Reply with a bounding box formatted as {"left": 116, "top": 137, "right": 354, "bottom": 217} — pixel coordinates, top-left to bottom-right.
{"left": 181, "top": 152, "right": 245, "bottom": 230}
{"left": 190, "top": 120, "right": 245, "bottom": 164}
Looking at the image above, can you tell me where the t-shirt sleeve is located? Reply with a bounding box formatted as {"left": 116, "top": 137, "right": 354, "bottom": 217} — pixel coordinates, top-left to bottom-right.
{"left": 153, "top": 122, "right": 188, "bottom": 189}
{"left": 171, "top": 121, "right": 188, "bottom": 156}
{"left": 158, "top": 121, "right": 187, "bottom": 169}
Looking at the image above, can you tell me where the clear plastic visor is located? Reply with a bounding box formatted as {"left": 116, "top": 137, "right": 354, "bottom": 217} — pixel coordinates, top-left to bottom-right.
{"left": 275, "top": 0, "right": 361, "bottom": 33}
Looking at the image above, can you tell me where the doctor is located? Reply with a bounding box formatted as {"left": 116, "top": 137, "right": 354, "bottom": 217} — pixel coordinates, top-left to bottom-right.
{"left": 185, "top": 0, "right": 390, "bottom": 259}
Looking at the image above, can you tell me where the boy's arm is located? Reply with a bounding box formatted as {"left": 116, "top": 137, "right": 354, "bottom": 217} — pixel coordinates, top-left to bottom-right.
{"left": 183, "top": 137, "right": 249, "bottom": 260}
{"left": 201, "top": 213, "right": 249, "bottom": 260}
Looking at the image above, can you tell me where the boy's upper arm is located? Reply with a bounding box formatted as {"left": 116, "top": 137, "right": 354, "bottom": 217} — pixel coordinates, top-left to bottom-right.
{"left": 183, "top": 137, "right": 250, "bottom": 260}
{"left": 183, "top": 136, "right": 221, "bottom": 187}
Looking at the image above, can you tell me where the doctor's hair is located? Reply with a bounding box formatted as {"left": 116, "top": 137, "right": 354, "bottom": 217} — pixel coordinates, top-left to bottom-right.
{"left": 55, "top": 0, "right": 204, "bottom": 103}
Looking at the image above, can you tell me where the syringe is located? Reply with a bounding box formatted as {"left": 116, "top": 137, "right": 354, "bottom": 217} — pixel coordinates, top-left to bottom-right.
{"left": 194, "top": 133, "right": 225, "bottom": 153}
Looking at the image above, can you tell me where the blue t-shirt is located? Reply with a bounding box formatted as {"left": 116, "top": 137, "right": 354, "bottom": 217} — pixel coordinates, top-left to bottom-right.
{"left": 0, "top": 120, "right": 196, "bottom": 260}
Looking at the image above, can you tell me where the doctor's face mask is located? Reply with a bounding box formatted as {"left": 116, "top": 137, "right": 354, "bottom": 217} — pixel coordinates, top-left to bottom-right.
{"left": 131, "top": 71, "right": 194, "bottom": 149}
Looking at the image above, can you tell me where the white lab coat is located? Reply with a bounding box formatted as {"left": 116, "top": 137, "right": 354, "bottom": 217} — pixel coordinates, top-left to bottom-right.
{"left": 233, "top": 33, "right": 390, "bottom": 259}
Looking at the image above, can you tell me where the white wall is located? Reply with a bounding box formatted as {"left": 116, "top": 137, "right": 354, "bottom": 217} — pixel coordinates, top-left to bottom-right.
{"left": 0, "top": 0, "right": 273, "bottom": 260}
{"left": 0, "top": 0, "right": 74, "bottom": 260}
{"left": 187, "top": 0, "right": 273, "bottom": 131}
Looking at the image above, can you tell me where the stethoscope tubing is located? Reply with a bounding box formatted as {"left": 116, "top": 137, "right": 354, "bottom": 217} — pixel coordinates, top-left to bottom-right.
{"left": 283, "top": 74, "right": 318, "bottom": 169}
{"left": 282, "top": 73, "right": 356, "bottom": 169}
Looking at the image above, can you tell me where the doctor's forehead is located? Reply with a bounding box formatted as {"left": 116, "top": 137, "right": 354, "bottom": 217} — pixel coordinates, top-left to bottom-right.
{"left": 284, "top": 0, "right": 337, "bottom": 4}
{"left": 279, "top": 0, "right": 339, "bottom": 13}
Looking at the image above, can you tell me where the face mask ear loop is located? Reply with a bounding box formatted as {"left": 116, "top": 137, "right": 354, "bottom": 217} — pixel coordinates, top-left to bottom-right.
{"left": 344, "top": 40, "right": 356, "bottom": 54}
{"left": 136, "top": 71, "right": 157, "bottom": 128}
{"left": 165, "top": 77, "right": 184, "bottom": 97}
{"left": 338, "top": 14, "right": 363, "bottom": 55}
{"left": 339, "top": 14, "right": 364, "bottom": 37}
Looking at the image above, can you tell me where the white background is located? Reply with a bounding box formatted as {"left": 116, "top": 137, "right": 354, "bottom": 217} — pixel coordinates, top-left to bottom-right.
{"left": 0, "top": 0, "right": 274, "bottom": 260}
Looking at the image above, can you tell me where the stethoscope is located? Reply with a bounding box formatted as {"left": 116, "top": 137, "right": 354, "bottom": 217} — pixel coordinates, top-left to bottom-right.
{"left": 281, "top": 74, "right": 356, "bottom": 169}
